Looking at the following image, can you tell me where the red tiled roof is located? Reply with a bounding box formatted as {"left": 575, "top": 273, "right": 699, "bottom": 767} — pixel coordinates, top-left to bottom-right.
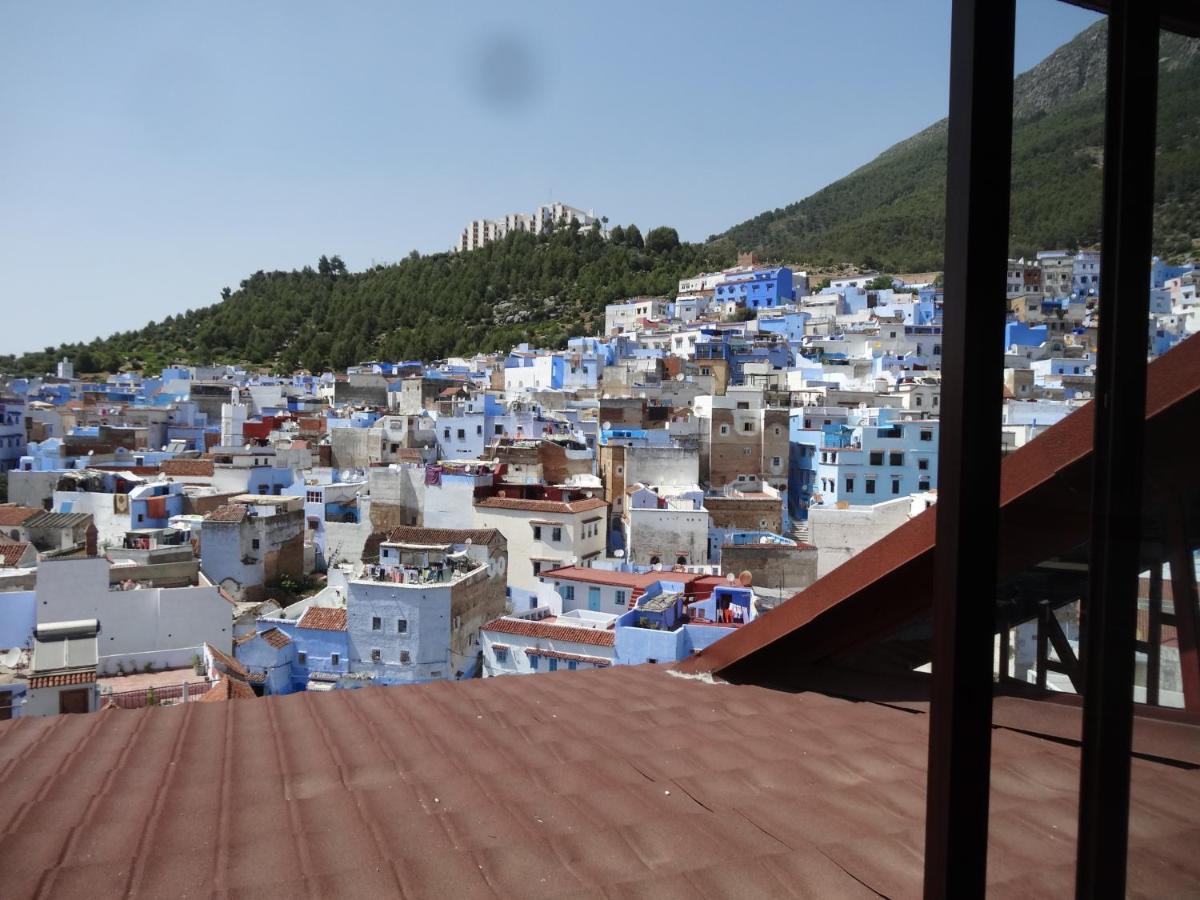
{"left": 538, "top": 565, "right": 703, "bottom": 591}
{"left": 260, "top": 628, "right": 291, "bottom": 649}
{"left": 0, "top": 540, "right": 32, "bottom": 566}
{"left": 200, "top": 674, "right": 256, "bottom": 702}
{"left": 28, "top": 670, "right": 95, "bottom": 689}
{"left": 204, "top": 642, "right": 248, "bottom": 678}
{"left": 0, "top": 666, "right": 1194, "bottom": 897}
{"left": 0, "top": 505, "right": 41, "bottom": 527}
{"left": 298, "top": 607, "right": 348, "bottom": 632}
{"left": 475, "top": 496, "right": 608, "bottom": 515}
{"left": 204, "top": 505, "right": 247, "bottom": 523}
{"left": 522, "top": 647, "right": 611, "bottom": 667}
{"left": 481, "top": 616, "right": 615, "bottom": 647}
{"left": 384, "top": 526, "right": 501, "bottom": 546}
{"left": 160, "top": 459, "right": 215, "bottom": 477}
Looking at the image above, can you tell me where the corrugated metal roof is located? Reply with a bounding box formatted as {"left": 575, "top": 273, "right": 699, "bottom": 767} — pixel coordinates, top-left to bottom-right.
{"left": 0, "top": 665, "right": 1194, "bottom": 897}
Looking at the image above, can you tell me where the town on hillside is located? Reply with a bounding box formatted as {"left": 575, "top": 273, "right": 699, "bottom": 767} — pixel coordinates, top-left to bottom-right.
{"left": 0, "top": 247, "right": 1196, "bottom": 714}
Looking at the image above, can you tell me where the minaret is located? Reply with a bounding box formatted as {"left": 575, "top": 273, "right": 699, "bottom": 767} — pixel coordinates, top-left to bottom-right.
{"left": 221, "top": 387, "right": 247, "bottom": 447}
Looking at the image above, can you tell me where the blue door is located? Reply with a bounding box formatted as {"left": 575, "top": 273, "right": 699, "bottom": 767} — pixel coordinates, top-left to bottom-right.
{"left": 588, "top": 587, "right": 601, "bottom": 611}
{"left": 548, "top": 658, "right": 558, "bottom": 672}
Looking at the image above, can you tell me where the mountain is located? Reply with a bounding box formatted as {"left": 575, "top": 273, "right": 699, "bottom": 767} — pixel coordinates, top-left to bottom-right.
{"left": 714, "top": 20, "right": 1200, "bottom": 271}
{"left": 4, "top": 22, "right": 1199, "bottom": 377}
{"left": 0, "top": 227, "right": 732, "bottom": 377}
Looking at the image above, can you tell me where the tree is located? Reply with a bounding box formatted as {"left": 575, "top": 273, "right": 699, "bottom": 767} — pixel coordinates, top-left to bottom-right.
{"left": 220, "top": 286, "right": 232, "bottom": 301}
{"left": 609, "top": 225, "right": 626, "bottom": 246}
{"left": 645, "top": 226, "right": 680, "bottom": 254}
{"left": 625, "top": 224, "right": 644, "bottom": 250}
{"left": 866, "top": 275, "right": 895, "bottom": 291}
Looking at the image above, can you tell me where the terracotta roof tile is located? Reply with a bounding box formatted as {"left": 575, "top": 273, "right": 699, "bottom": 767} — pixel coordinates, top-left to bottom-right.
{"left": 0, "top": 505, "right": 42, "bottom": 527}
{"left": 475, "top": 496, "right": 608, "bottom": 515}
{"left": 298, "top": 607, "right": 348, "bottom": 631}
{"left": 27, "top": 670, "right": 95, "bottom": 689}
{"left": 199, "top": 674, "right": 257, "bottom": 702}
{"left": 0, "top": 540, "right": 32, "bottom": 566}
{"left": 160, "top": 459, "right": 215, "bottom": 477}
{"left": 538, "top": 565, "right": 703, "bottom": 591}
{"left": 481, "top": 616, "right": 615, "bottom": 647}
{"left": 522, "top": 647, "right": 611, "bottom": 667}
{"left": 384, "top": 526, "right": 501, "bottom": 546}
{"left": 260, "top": 627, "right": 291, "bottom": 649}
{"left": 204, "top": 504, "right": 247, "bottom": 523}
{"left": 204, "top": 642, "right": 248, "bottom": 678}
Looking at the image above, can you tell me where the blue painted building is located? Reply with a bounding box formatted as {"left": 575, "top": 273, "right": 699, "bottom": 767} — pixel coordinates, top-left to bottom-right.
{"left": 613, "top": 582, "right": 756, "bottom": 665}
{"left": 714, "top": 267, "right": 794, "bottom": 311}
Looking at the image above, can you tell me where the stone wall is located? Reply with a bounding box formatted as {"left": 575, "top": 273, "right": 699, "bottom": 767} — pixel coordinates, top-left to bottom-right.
{"left": 720, "top": 542, "right": 817, "bottom": 595}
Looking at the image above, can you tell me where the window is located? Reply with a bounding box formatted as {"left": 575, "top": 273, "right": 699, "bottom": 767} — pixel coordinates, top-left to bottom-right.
{"left": 495, "top": 646, "right": 509, "bottom": 662}
{"left": 551, "top": 526, "right": 562, "bottom": 542}
{"left": 549, "top": 658, "right": 558, "bottom": 672}
{"left": 719, "top": 424, "right": 730, "bottom": 436}
{"left": 529, "top": 655, "right": 538, "bottom": 670}
{"left": 457, "top": 429, "right": 465, "bottom": 440}
{"left": 568, "top": 660, "right": 578, "bottom": 671}
{"left": 866, "top": 479, "right": 876, "bottom": 495}
{"left": 399, "top": 651, "right": 411, "bottom": 664}
{"left": 919, "top": 479, "right": 931, "bottom": 491}
{"left": 331, "top": 653, "right": 339, "bottom": 666}
{"left": 892, "top": 478, "right": 901, "bottom": 494}
{"left": 251, "top": 538, "right": 260, "bottom": 550}
{"left": 647, "top": 658, "right": 658, "bottom": 665}
{"left": 736, "top": 401, "right": 750, "bottom": 410}
{"left": 297, "top": 651, "right": 306, "bottom": 666}
{"left": 371, "top": 616, "right": 381, "bottom": 631}
{"left": 137, "top": 514, "right": 144, "bottom": 523}
{"left": 615, "top": 590, "right": 627, "bottom": 606}
{"left": 532, "top": 561, "right": 542, "bottom": 576}
{"left": 920, "top": 430, "right": 933, "bottom": 442}
{"left": 742, "top": 422, "right": 753, "bottom": 432}
{"left": 919, "top": 458, "right": 930, "bottom": 471}
{"left": 845, "top": 477, "right": 855, "bottom": 493}
{"left": 889, "top": 452, "right": 904, "bottom": 467}
{"left": 772, "top": 456, "right": 781, "bottom": 468}
{"left": 562, "top": 585, "right": 575, "bottom": 601}
{"left": 532, "top": 525, "right": 542, "bottom": 540}
{"left": 306, "top": 491, "right": 321, "bottom": 504}
{"left": 869, "top": 451, "right": 883, "bottom": 466}
{"left": 494, "top": 424, "right": 503, "bottom": 435}
{"left": 396, "top": 619, "right": 407, "bottom": 634}
{"left": 371, "top": 648, "right": 381, "bottom": 662}
{"left": 915, "top": 396, "right": 923, "bottom": 407}
{"left": 476, "top": 425, "right": 482, "bottom": 435}
{"left": 443, "top": 428, "right": 450, "bottom": 439}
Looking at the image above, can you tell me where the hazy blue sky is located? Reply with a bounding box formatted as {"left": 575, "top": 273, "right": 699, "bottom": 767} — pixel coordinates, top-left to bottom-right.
{"left": 0, "top": 0, "right": 1100, "bottom": 355}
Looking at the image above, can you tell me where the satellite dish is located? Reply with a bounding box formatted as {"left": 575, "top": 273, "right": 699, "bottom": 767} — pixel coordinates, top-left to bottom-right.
{"left": 614, "top": 549, "right": 625, "bottom": 558}
{"left": 726, "top": 572, "right": 736, "bottom": 583}
{"left": 602, "top": 421, "right": 612, "bottom": 431}
{"left": 738, "top": 570, "right": 754, "bottom": 587}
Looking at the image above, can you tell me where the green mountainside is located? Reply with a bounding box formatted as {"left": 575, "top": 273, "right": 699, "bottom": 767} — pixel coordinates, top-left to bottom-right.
{"left": 4, "top": 21, "right": 1198, "bottom": 377}
{"left": 713, "top": 20, "right": 1200, "bottom": 271}
{"left": 2, "top": 226, "right": 731, "bottom": 376}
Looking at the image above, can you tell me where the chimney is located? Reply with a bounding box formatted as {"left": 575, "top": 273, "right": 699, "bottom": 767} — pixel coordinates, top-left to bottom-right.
{"left": 85, "top": 523, "right": 99, "bottom": 558}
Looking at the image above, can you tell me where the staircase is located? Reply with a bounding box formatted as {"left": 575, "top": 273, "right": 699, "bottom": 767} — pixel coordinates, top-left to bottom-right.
{"left": 790, "top": 521, "right": 811, "bottom": 544}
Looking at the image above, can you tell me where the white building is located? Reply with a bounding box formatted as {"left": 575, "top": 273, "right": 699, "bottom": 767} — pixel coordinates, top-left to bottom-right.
{"left": 457, "top": 202, "right": 600, "bottom": 252}
{"left": 473, "top": 495, "right": 608, "bottom": 601}
{"left": 34, "top": 555, "right": 232, "bottom": 675}
{"left": 344, "top": 531, "right": 507, "bottom": 683}
{"left": 479, "top": 608, "right": 616, "bottom": 676}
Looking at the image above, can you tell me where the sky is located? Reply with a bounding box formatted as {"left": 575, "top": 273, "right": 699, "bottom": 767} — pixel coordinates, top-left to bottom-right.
{"left": 0, "top": 0, "right": 1101, "bottom": 355}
